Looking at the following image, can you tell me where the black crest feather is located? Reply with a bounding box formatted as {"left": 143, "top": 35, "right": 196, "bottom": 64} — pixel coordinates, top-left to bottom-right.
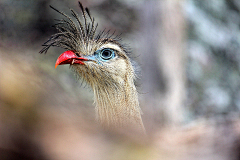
{"left": 39, "top": 1, "right": 98, "bottom": 54}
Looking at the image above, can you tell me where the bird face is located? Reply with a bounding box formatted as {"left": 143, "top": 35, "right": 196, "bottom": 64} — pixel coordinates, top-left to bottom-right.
{"left": 55, "top": 40, "right": 130, "bottom": 88}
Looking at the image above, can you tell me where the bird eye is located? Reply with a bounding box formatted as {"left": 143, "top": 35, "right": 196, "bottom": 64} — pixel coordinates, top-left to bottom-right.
{"left": 99, "top": 48, "right": 114, "bottom": 60}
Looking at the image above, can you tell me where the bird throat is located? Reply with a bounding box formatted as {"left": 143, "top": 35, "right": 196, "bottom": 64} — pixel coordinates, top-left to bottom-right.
{"left": 93, "top": 79, "right": 145, "bottom": 133}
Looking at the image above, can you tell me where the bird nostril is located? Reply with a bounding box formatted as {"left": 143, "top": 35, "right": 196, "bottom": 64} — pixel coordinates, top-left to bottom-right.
{"left": 75, "top": 52, "right": 81, "bottom": 57}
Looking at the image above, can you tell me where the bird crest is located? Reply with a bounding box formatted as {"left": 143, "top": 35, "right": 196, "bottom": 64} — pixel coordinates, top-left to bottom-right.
{"left": 39, "top": 1, "right": 122, "bottom": 56}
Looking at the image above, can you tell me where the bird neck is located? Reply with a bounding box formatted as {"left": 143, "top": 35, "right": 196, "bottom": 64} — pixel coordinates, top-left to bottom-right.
{"left": 93, "top": 78, "right": 145, "bottom": 133}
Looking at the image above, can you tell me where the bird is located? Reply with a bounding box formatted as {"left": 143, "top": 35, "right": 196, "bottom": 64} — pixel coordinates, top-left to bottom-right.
{"left": 40, "top": 1, "right": 145, "bottom": 133}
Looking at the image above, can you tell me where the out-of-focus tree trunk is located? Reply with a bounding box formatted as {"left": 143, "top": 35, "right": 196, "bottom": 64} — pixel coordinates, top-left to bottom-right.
{"left": 140, "top": 0, "right": 186, "bottom": 129}
{"left": 159, "top": 0, "right": 187, "bottom": 125}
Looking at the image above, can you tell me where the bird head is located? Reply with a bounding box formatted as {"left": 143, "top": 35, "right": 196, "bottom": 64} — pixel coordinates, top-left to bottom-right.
{"left": 40, "top": 2, "right": 136, "bottom": 90}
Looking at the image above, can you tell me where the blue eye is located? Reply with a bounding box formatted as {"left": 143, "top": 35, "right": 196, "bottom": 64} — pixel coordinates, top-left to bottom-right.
{"left": 99, "top": 48, "right": 115, "bottom": 60}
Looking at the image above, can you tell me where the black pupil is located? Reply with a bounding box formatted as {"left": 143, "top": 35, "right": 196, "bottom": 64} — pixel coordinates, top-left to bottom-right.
{"left": 101, "top": 49, "right": 112, "bottom": 59}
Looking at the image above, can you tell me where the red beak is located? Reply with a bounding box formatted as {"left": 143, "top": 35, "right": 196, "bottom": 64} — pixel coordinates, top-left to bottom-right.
{"left": 55, "top": 50, "right": 88, "bottom": 68}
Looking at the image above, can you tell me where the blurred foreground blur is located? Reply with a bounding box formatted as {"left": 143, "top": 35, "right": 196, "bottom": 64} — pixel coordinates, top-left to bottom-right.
{"left": 1, "top": 0, "right": 240, "bottom": 160}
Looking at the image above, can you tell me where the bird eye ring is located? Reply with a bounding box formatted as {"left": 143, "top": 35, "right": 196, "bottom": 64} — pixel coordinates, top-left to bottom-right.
{"left": 99, "top": 48, "right": 114, "bottom": 60}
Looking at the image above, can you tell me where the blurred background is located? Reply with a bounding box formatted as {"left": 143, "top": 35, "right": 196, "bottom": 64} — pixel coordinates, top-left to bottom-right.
{"left": 1, "top": 0, "right": 240, "bottom": 159}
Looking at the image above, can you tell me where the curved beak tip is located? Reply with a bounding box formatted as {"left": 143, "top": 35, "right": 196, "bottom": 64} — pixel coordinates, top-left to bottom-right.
{"left": 54, "top": 50, "right": 76, "bottom": 69}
